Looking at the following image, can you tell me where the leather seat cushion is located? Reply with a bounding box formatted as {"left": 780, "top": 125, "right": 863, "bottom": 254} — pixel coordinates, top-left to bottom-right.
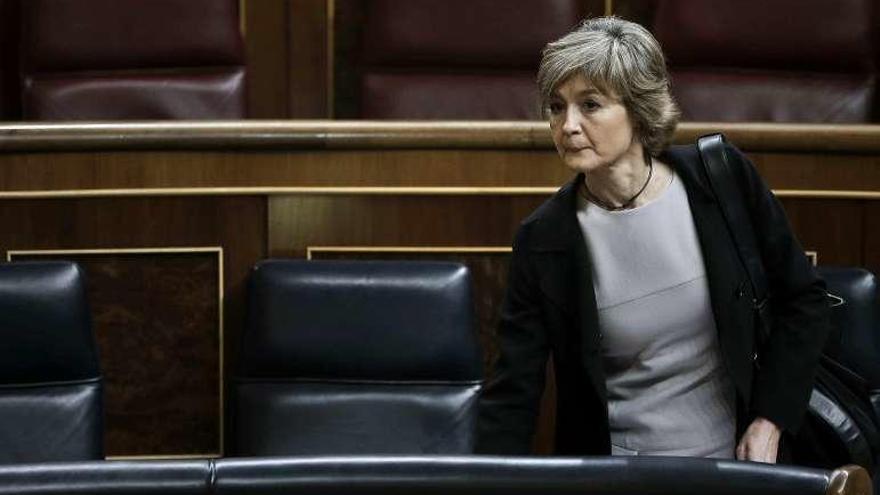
{"left": 24, "top": 69, "right": 246, "bottom": 120}
{"left": 232, "top": 382, "right": 480, "bottom": 455}
{"left": 671, "top": 70, "right": 874, "bottom": 123}
{"left": 0, "top": 382, "right": 102, "bottom": 463}
{"left": 362, "top": 72, "right": 541, "bottom": 120}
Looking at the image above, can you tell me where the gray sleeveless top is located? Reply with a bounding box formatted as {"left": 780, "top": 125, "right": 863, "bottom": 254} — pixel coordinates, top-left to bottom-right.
{"left": 576, "top": 172, "right": 736, "bottom": 458}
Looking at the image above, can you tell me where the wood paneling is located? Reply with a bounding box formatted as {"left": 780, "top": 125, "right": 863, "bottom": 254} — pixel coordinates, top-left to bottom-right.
{"left": 611, "top": 0, "right": 656, "bottom": 27}
{"left": 0, "top": 150, "right": 565, "bottom": 192}
{"left": 778, "top": 199, "right": 866, "bottom": 267}
{"left": 243, "top": 0, "right": 290, "bottom": 118}
{"left": 268, "top": 195, "right": 546, "bottom": 255}
{"left": 0, "top": 150, "right": 876, "bottom": 198}
{"left": 0, "top": 196, "right": 266, "bottom": 456}
{"left": 288, "top": 0, "right": 330, "bottom": 118}
{"left": 1, "top": 123, "right": 880, "bottom": 197}
{"left": 864, "top": 202, "right": 880, "bottom": 276}
{"left": 331, "top": 0, "right": 365, "bottom": 118}
{"left": 243, "top": 0, "right": 331, "bottom": 118}
{"left": 752, "top": 153, "right": 880, "bottom": 193}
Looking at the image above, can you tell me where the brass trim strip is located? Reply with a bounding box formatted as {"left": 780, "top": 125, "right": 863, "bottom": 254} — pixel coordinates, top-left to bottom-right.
{"left": 806, "top": 251, "right": 818, "bottom": 266}
{"left": 0, "top": 187, "right": 877, "bottom": 200}
{"left": 217, "top": 249, "right": 225, "bottom": 455}
{"left": 772, "top": 190, "right": 880, "bottom": 199}
{"left": 239, "top": 0, "right": 246, "bottom": 36}
{"left": 605, "top": 0, "right": 613, "bottom": 16}
{"left": 0, "top": 187, "right": 558, "bottom": 198}
{"left": 6, "top": 246, "right": 223, "bottom": 258}
{"left": 7, "top": 246, "right": 225, "bottom": 459}
{"left": 307, "top": 246, "right": 512, "bottom": 259}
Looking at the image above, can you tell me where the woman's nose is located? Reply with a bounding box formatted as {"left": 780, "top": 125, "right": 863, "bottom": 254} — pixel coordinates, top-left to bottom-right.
{"left": 562, "top": 108, "right": 582, "bottom": 135}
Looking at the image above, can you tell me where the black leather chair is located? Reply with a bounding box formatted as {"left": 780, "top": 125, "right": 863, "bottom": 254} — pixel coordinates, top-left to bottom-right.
{"left": 817, "top": 266, "right": 880, "bottom": 417}
{"left": 0, "top": 261, "right": 103, "bottom": 462}
{"left": 230, "top": 259, "right": 483, "bottom": 456}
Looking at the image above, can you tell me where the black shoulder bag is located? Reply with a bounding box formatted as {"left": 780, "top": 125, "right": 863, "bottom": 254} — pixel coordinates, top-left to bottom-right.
{"left": 698, "top": 133, "right": 880, "bottom": 470}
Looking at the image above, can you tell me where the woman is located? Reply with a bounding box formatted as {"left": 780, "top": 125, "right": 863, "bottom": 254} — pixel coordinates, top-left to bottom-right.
{"left": 477, "top": 17, "right": 830, "bottom": 462}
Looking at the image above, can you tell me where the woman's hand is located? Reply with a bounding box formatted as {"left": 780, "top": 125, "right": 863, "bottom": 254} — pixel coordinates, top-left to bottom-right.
{"left": 736, "top": 417, "right": 781, "bottom": 463}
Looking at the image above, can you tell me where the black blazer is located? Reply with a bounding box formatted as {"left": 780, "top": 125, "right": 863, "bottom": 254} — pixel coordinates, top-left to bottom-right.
{"left": 476, "top": 142, "right": 832, "bottom": 455}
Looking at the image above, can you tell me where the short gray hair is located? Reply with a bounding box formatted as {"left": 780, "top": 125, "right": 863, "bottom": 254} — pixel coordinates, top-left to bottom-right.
{"left": 537, "top": 16, "right": 680, "bottom": 156}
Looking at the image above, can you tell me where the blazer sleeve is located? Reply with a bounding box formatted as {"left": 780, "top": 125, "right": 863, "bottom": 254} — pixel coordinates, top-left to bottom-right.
{"left": 475, "top": 223, "right": 550, "bottom": 454}
{"left": 726, "top": 143, "right": 832, "bottom": 432}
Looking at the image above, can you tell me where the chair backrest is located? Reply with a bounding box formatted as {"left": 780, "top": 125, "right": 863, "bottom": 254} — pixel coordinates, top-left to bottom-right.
{"left": 356, "top": 0, "right": 584, "bottom": 119}
{"left": 0, "top": 261, "right": 103, "bottom": 462}
{"left": 231, "top": 259, "right": 482, "bottom": 456}
{"left": 817, "top": 266, "right": 880, "bottom": 389}
{"left": 654, "top": 0, "right": 877, "bottom": 122}
{"left": 20, "top": 0, "right": 246, "bottom": 120}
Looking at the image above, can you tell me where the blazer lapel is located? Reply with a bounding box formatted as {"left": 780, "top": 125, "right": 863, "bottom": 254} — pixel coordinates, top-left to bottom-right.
{"left": 527, "top": 175, "right": 604, "bottom": 396}
{"left": 528, "top": 178, "right": 581, "bottom": 318}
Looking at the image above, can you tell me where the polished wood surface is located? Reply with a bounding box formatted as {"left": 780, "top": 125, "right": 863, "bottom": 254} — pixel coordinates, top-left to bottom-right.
{"left": 0, "top": 123, "right": 878, "bottom": 201}
{"left": 2, "top": 121, "right": 880, "bottom": 152}
{"left": 243, "top": 0, "right": 290, "bottom": 118}
{"left": 288, "top": 0, "right": 331, "bottom": 118}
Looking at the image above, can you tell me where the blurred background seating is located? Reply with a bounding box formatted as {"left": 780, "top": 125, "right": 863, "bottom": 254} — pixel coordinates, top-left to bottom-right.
{"left": 653, "top": 0, "right": 878, "bottom": 123}
{"left": 0, "top": 0, "right": 875, "bottom": 122}
{"left": 9, "top": 0, "right": 245, "bottom": 120}
{"left": 353, "top": 0, "right": 584, "bottom": 119}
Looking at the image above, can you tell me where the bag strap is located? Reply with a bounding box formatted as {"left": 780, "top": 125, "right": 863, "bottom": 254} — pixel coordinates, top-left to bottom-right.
{"left": 697, "top": 134, "right": 769, "bottom": 307}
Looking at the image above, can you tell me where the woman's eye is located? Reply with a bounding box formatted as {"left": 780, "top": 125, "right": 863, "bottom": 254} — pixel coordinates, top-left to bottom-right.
{"left": 548, "top": 102, "right": 564, "bottom": 114}
{"left": 582, "top": 100, "right": 600, "bottom": 111}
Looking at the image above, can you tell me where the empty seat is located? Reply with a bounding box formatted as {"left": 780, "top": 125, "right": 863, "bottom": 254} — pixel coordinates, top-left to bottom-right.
{"left": 816, "top": 266, "right": 880, "bottom": 414}
{"left": 357, "top": 0, "right": 585, "bottom": 119}
{"left": 653, "top": 0, "right": 877, "bottom": 122}
{"left": 231, "top": 259, "right": 482, "bottom": 455}
{"left": 0, "top": 261, "right": 103, "bottom": 463}
{"left": 20, "top": 0, "right": 246, "bottom": 120}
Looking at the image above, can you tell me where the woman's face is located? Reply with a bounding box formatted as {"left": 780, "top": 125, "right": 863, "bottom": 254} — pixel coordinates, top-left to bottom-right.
{"left": 547, "top": 73, "right": 641, "bottom": 174}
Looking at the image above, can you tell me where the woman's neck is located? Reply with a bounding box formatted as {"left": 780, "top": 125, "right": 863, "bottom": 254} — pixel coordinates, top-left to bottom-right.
{"left": 582, "top": 151, "right": 672, "bottom": 210}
